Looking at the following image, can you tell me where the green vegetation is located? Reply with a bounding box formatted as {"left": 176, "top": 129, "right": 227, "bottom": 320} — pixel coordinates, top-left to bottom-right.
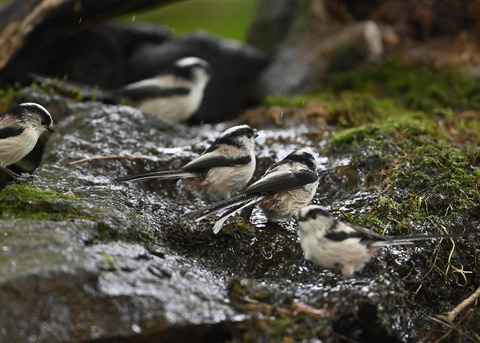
{"left": 266, "top": 58, "right": 480, "bottom": 145}
{"left": 0, "top": 184, "right": 97, "bottom": 221}
{"left": 328, "top": 117, "right": 479, "bottom": 232}
{"left": 324, "top": 58, "right": 480, "bottom": 111}
{"left": 122, "top": 0, "right": 258, "bottom": 41}
{"left": 0, "top": 87, "right": 17, "bottom": 112}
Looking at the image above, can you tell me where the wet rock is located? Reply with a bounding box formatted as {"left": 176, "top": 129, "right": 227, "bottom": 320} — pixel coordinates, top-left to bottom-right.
{"left": 1, "top": 96, "right": 475, "bottom": 342}
{"left": 0, "top": 103, "right": 241, "bottom": 342}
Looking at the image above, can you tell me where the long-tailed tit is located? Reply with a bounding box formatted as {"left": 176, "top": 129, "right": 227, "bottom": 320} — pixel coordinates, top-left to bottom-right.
{"left": 297, "top": 205, "right": 458, "bottom": 276}
{"left": 115, "top": 124, "right": 257, "bottom": 203}
{"left": 192, "top": 150, "right": 319, "bottom": 234}
{"left": 34, "top": 57, "right": 211, "bottom": 123}
{"left": 0, "top": 103, "right": 54, "bottom": 179}
{"left": 114, "top": 57, "right": 211, "bottom": 122}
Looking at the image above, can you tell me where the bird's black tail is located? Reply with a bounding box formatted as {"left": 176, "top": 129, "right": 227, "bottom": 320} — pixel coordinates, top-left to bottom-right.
{"left": 114, "top": 170, "right": 197, "bottom": 182}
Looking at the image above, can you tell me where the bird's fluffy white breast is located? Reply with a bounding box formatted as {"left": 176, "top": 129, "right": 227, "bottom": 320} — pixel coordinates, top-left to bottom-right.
{"left": 205, "top": 160, "right": 256, "bottom": 202}
{"left": 0, "top": 126, "right": 38, "bottom": 167}
{"left": 299, "top": 220, "right": 375, "bottom": 276}
{"left": 137, "top": 80, "right": 206, "bottom": 122}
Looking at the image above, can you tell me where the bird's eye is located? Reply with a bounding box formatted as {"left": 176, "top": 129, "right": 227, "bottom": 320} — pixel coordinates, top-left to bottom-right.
{"left": 311, "top": 214, "right": 317, "bottom": 220}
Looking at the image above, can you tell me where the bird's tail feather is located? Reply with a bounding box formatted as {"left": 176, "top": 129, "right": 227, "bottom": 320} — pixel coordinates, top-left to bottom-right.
{"left": 373, "top": 234, "right": 458, "bottom": 247}
{"left": 114, "top": 170, "right": 197, "bottom": 182}
{"left": 211, "top": 195, "right": 266, "bottom": 234}
{"left": 189, "top": 193, "right": 253, "bottom": 221}
{"left": 188, "top": 193, "right": 265, "bottom": 234}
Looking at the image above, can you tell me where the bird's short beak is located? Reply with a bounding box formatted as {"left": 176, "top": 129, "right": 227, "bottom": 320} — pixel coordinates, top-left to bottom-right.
{"left": 47, "top": 126, "right": 55, "bottom": 133}
{"left": 253, "top": 129, "right": 258, "bottom": 138}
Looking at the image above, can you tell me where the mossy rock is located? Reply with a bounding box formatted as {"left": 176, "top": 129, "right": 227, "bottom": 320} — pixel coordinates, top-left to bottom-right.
{"left": 0, "top": 184, "right": 96, "bottom": 221}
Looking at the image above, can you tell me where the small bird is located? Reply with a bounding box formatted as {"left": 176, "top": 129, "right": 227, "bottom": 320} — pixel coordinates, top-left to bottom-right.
{"left": 297, "top": 205, "right": 457, "bottom": 276}
{"left": 33, "top": 56, "right": 211, "bottom": 123}
{"left": 113, "top": 57, "right": 211, "bottom": 122}
{"left": 115, "top": 124, "right": 257, "bottom": 203}
{"left": 192, "top": 150, "right": 319, "bottom": 234}
{"left": 0, "top": 102, "right": 54, "bottom": 179}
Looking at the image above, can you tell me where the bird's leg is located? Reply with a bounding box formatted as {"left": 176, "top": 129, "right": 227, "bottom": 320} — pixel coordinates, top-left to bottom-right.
{"left": 0, "top": 166, "right": 20, "bottom": 180}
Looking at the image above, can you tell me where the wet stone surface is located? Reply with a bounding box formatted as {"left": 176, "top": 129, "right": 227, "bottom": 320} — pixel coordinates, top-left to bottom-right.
{"left": 0, "top": 97, "right": 476, "bottom": 342}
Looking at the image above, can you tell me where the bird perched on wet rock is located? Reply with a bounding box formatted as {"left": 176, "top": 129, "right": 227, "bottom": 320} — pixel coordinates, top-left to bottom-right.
{"left": 115, "top": 124, "right": 257, "bottom": 203}
{"left": 192, "top": 150, "right": 319, "bottom": 234}
{"left": 0, "top": 102, "right": 54, "bottom": 179}
{"left": 33, "top": 57, "right": 211, "bottom": 123}
{"left": 297, "top": 205, "right": 458, "bottom": 276}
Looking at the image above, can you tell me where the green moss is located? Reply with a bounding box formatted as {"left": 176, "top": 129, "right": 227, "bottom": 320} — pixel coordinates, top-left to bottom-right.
{"left": 265, "top": 58, "right": 480, "bottom": 146}
{"left": 0, "top": 184, "right": 97, "bottom": 221}
{"left": 323, "top": 57, "right": 480, "bottom": 112}
{"left": 327, "top": 116, "right": 434, "bottom": 152}
{"left": 31, "top": 77, "right": 88, "bottom": 101}
{"left": 0, "top": 87, "right": 17, "bottom": 110}
{"left": 327, "top": 116, "right": 479, "bottom": 229}
{"left": 264, "top": 94, "right": 319, "bottom": 108}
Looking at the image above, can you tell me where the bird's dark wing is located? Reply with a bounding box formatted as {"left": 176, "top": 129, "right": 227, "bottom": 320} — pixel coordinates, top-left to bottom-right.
{"left": 349, "top": 222, "right": 388, "bottom": 240}
{"left": 182, "top": 153, "right": 251, "bottom": 171}
{"left": 324, "top": 230, "right": 365, "bottom": 242}
{"left": 320, "top": 220, "right": 384, "bottom": 243}
{"left": 116, "top": 83, "right": 190, "bottom": 101}
{"left": 0, "top": 127, "right": 23, "bottom": 139}
{"left": 246, "top": 169, "right": 318, "bottom": 194}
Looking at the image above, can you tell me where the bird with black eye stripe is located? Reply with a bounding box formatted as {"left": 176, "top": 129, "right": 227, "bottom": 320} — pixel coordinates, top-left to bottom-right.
{"left": 115, "top": 124, "right": 257, "bottom": 203}
{"left": 191, "top": 150, "right": 320, "bottom": 234}
{"left": 114, "top": 57, "right": 211, "bottom": 122}
{"left": 297, "top": 205, "right": 458, "bottom": 276}
{"left": 0, "top": 103, "right": 54, "bottom": 180}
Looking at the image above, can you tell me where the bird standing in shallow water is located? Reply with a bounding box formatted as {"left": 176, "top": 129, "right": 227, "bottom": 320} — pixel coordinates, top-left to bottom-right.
{"left": 192, "top": 150, "right": 319, "bottom": 234}
{"left": 115, "top": 124, "right": 257, "bottom": 203}
{"left": 297, "top": 205, "right": 458, "bottom": 276}
{"left": 0, "top": 102, "right": 54, "bottom": 179}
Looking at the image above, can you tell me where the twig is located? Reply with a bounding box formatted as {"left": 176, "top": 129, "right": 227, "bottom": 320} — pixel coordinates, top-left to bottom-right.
{"left": 292, "top": 302, "right": 327, "bottom": 319}
{"left": 414, "top": 243, "right": 441, "bottom": 294}
{"left": 444, "top": 286, "right": 480, "bottom": 323}
{"left": 67, "top": 155, "right": 151, "bottom": 166}
{"left": 430, "top": 309, "right": 475, "bottom": 343}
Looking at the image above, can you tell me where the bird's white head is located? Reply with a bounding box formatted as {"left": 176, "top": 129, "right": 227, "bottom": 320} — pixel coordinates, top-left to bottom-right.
{"left": 15, "top": 103, "right": 54, "bottom": 135}
{"left": 218, "top": 124, "right": 257, "bottom": 152}
{"left": 298, "top": 205, "right": 336, "bottom": 234}
{"left": 173, "top": 57, "right": 211, "bottom": 86}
